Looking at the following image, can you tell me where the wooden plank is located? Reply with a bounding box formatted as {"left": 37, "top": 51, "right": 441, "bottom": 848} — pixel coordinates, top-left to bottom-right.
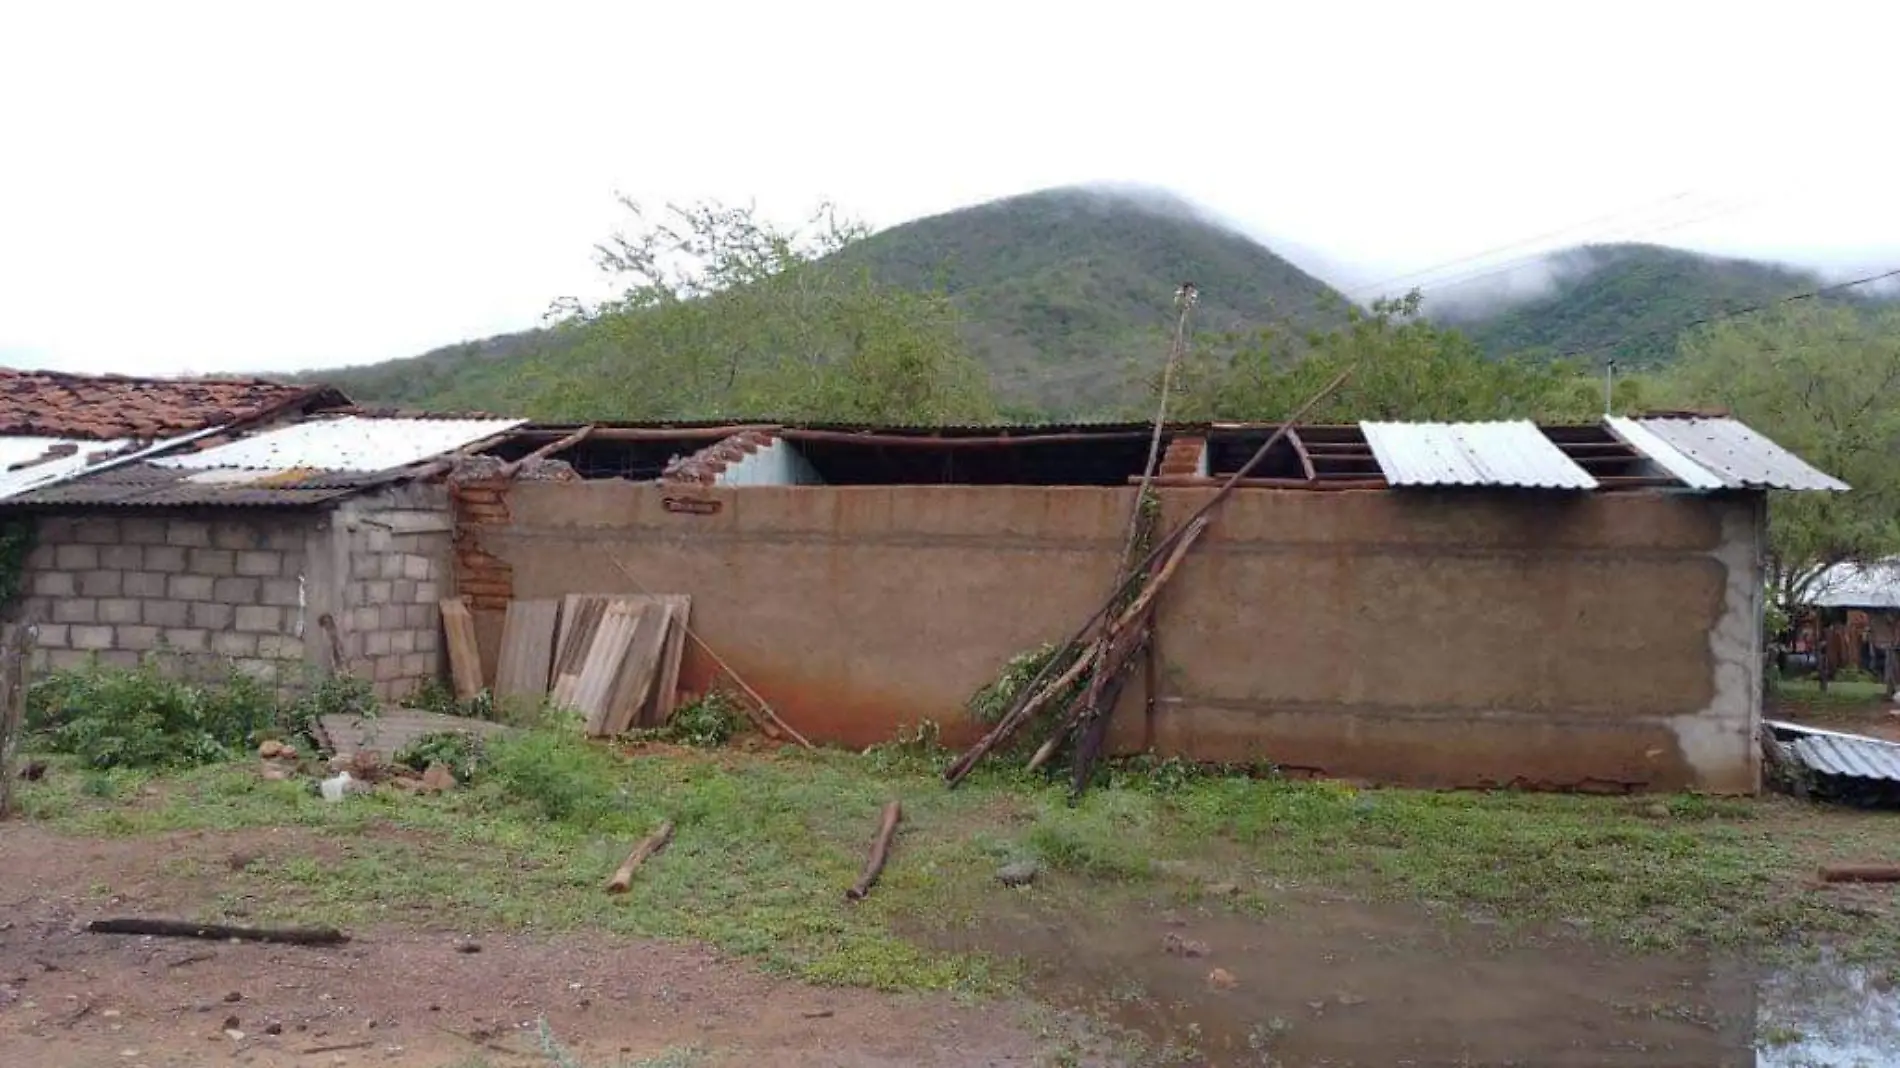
{"left": 576, "top": 601, "right": 645, "bottom": 736}
{"left": 494, "top": 598, "right": 561, "bottom": 699}
{"left": 550, "top": 596, "right": 612, "bottom": 709}
{"left": 602, "top": 598, "right": 674, "bottom": 736}
{"left": 439, "top": 598, "right": 484, "bottom": 700}
{"left": 641, "top": 596, "right": 692, "bottom": 728}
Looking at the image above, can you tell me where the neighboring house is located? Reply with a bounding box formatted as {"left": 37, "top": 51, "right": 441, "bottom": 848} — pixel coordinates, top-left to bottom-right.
{"left": 1803, "top": 559, "right": 1900, "bottom": 689}
{"left": 0, "top": 370, "right": 521, "bottom": 698}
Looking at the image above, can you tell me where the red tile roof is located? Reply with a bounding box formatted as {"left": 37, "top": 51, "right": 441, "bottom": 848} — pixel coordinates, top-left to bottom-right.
{"left": 0, "top": 370, "right": 349, "bottom": 440}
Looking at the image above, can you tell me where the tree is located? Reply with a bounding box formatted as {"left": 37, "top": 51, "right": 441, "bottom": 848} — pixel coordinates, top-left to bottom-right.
{"left": 531, "top": 198, "right": 998, "bottom": 423}
{"left": 1668, "top": 303, "right": 1900, "bottom": 606}
{"left": 1168, "top": 292, "right": 1648, "bottom": 423}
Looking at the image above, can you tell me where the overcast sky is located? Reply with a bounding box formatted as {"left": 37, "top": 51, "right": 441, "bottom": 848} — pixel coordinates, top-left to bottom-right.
{"left": 3, "top": 1, "right": 1896, "bottom": 376}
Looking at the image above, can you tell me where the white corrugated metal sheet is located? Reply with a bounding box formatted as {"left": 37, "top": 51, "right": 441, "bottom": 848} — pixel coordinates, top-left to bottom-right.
{"left": 1803, "top": 559, "right": 1900, "bottom": 610}
{"left": 1767, "top": 721, "right": 1900, "bottom": 783}
{"left": 0, "top": 436, "right": 133, "bottom": 502}
{"left": 1605, "top": 416, "right": 1848, "bottom": 492}
{"left": 155, "top": 416, "right": 525, "bottom": 474}
{"left": 1360, "top": 420, "right": 1598, "bottom": 489}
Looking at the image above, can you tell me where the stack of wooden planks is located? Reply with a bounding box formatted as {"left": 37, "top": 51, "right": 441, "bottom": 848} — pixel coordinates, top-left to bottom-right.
{"left": 440, "top": 594, "right": 692, "bottom": 737}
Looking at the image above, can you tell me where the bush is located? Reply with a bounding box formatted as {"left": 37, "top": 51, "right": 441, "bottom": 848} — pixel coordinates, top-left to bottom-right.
{"left": 27, "top": 658, "right": 280, "bottom": 769}
{"left": 666, "top": 692, "right": 741, "bottom": 748}
{"left": 393, "top": 730, "right": 487, "bottom": 782}
{"left": 282, "top": 670, "right": 377, "bottom": 741}
{"left": 483, "top": 730, "right": 617, "bottom": 824}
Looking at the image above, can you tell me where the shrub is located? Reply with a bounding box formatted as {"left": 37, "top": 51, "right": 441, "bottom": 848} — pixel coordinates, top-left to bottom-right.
{"left": 27, "top": 658, "right": 279, "bottom": 769}
{"left": 666, "top": 692, "right": 741, "bottom": 748}
{"left": 393, "top": 730, "right": 487, "bottom": 782}
{"left": 282, "top": 670, "right": 377, "bottom": 741}
{"left": 483, "top": 730, "right": 616, "bottom": 824}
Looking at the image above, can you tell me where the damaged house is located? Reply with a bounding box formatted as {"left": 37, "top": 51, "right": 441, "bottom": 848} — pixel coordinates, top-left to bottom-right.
{"left": 0, "top": 370, "right": 521, "bottom": 698}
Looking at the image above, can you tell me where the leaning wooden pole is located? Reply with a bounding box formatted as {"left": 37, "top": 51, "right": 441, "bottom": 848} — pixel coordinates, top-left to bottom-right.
{"left": 88, "top": 919, "right": 348, "bottom": 946}
{"left": 845, "top": 800, "right": 903, "bottom": 902}
{"left": 606, "top": 819, "right": 675, "bottom": 893}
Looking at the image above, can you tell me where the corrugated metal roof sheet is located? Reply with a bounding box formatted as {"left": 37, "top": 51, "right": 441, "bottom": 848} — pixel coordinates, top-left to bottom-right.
{"left": 1605, "top": 416, "right": 1849, "bottom": 492}
{"left": 1803, "top": 560, "right": 1900, "bottom": 610}
{"left": 1767, "top": 721, "right": 1900, "bottom": 783}
{"left": 1359, "top": 420, "right": 1598, "bottom": 489}
{"left": 156, "top": 416, "right": 525, "bottom": 473}
{"left": 5, "top": 460, "right": 385, "bottom": 508}
{"left": 0, "top": 426, "right": 231, "bottom": 504}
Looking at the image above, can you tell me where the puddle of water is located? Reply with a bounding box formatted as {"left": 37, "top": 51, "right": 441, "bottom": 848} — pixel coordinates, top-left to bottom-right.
{"left": 1755, "top": 954, "right": 1900, "bottom": 1068}
{"left": 927, "top": 888, "right": 1900, "bottom": 1066}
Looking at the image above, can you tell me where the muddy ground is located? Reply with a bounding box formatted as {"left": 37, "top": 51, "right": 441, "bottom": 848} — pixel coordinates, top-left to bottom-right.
{"left": 0, "top": 824, "right": 1835, "bottom": 1067}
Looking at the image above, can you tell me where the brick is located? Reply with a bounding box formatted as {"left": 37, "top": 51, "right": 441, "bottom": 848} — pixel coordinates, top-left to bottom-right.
{"left": 25, "top": 544, "right": 56, "bottom": 569}
{"left": 374, "top": 656, "right": 405, "bottom": 681}
{"left": 391, "top": 630, "right": 416, "bottom": 654}
{"left": 71, "top": 625, "right": 114, "bottom": 650}
{"left": 400, "top": 652, "right": 435, "bottom": 676}
{"left": 351, "top": 554, "right": 382, "bottom": 580}
{"left": 364, "top": 528, "right": 393, "bottom": 554}
{"left": 122, "top": 518, "right": 168, "bottom": 545}
{"left": 264, "top": 526, "right": 306, "bottom": 552}
{"left": 73, "top": 517, "right": 121, "bottom": 544}
{"left": 99, "top": 544, "right": 143, "bottom": 571}
{"left": 211, "top": 631, "right": 257, "bottom": 658}
{"left": 141, "top": 545, "right": 187, "bottom": 572}
{"left": 30, "top": 572, "right": 75, "bottom": 597}
{"left": 236, "top": 550, "right": 281, "bottom": 577}
{"left": 161, "top": 628, "right": 210, "bottom": 652}
{"left": 122, "top": 571, "right": 167, "bottom": 598}
{"left": 381, "top": 604, "right": 411, "bottom": 630}
{"left": 214, "top": 577, "right": 260, "bottom": 603}
{"left": 414, "top": 581, "right": 440, "bottom": 604}
{"left": 143, "top": 600, "right": 189, "bottom": 627}
{"left": 365, "top": 630, "right": 393, "bottom": 655}
{"left": 187, "top": 548, "right": 235, "bottom": 576}
{"left": 402, "top": 554, "right": 433, "bottom": 581}
{"left": 78, "top": 570, "right": 123, "bottom": 597}
{"left": 405, "top": 604, "right": 432, "bottom": 628}
{"left": 261, "top": 579, "right": 302, "bottom": 606}
{"left": 96, "top": 650, "right": 140, "bottom": 669}
{"left": 391, "top": 580, "right": 416, "bottom": 603}
{"left": 168, "top": 574, "right": 215, "bottom": 601}
{"left": 232, "top": 658, "right": 278, "bottom": 683}
{"left": 99, "top": 598, "right": 142, "bottom": 625}
{"left": 416, "top": 627, "right": 439, "bottom": 653}
{"left": 52, "top": 599, "right": 98, "bottom": 624}
{"left": 257, "top": 634, "right": 303, "bottom": 660}
{"left": 35, "top": 516, "right": 75, "bottom": 542}
{"left": 166, "top": 519, "right": 211, "bottom": 547}
{"left": 54, "top": 544, "right": 99, "bottom": 570}
{"left": 348, "top": 606, "right": 379, "bottom": 631}
{"left": 380, "top": 555, "right": 408, "bottom": 579}
{"left": 234, "top": 605, "right": 281, "bottom": 632}
{"left": 47, "top": 648, "right": 91, "bottom": 671}
{"left": 212, "top": 522, "right": 261, "bottom": 550}
{"left": 117, "top": 625, "right": 160, "bottom": 651}
{"left": 35, "top": 623, "right": 69, "bottom": 649}
{"left": 189, "top": 602, "right": 234, "bottom": 630}
{"left": 364, "top": 580, "right": 392, "bottom": 604}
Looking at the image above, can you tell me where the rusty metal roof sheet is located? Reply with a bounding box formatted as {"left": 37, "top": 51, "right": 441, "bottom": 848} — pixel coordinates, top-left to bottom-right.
{"left": 1359, "top": 420, "right": 1598, "bottom": 490}
{"left": 157, "top": 415, "right": 525, "bottom": 473}
{"left": 1604, "top": 416, "right": 1848, "bottom": 492}
{"left": 1766, "top": 721, "right": 1900, "bottom": 783}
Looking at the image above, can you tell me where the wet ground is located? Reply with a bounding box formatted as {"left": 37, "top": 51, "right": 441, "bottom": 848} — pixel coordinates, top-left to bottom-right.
{"left": 933, "top": 886, "right": 1899, "bottom": 1067}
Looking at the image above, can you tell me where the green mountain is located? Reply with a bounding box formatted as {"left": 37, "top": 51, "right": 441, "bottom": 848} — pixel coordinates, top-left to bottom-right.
{"left": 1442, "top": 243, "right": 1864, "bottom": 369}
{"left": 309, "top": 186, "right": 1348, "bottom": 417}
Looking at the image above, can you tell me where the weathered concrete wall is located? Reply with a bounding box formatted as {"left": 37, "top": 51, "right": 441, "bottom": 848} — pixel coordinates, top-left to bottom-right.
{"left": 13, "top": 484, "right": 453, "bottom": 701}
{"left": 454, "top": 481, "right": 1767, "bottom": 792}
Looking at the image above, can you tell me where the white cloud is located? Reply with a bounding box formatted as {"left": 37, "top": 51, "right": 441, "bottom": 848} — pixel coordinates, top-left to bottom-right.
{"left": 1, "top": 0, "right": 1896, "bottom": 375}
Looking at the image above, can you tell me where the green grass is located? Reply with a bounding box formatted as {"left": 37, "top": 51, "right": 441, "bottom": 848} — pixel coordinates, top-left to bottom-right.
{"left": 14, "top": 731, "right": 1900, "bottom": 994}
{"left": 1773, "top": 678, "right": 1891, "bottom": 706}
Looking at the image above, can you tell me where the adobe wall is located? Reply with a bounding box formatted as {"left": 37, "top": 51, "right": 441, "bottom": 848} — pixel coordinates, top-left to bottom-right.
{"left": 454, "top": 481, "right": 1766, "bottom": 792}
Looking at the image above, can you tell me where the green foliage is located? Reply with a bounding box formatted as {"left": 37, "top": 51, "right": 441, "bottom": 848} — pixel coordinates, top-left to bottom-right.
{"left": 662, "top": 692, "right": 741, "bottom": 748}
{"left": 1174, "top": 292, "right": 1640, "bottom": 423}
{"left": 393, "top": 730, "right": 488, "bottom": 782}
{"left": 0, "top": 518, "right": 35, "bottom": 612}
{"left": 282, "top": 670, "right": 377, "bottom": 741}
{"left": 27, "top": 658, "right": 279, "bottom": 769}
{"left": 481, "top": 730, "right": 619, "bottom": 825}
{"left": 1666, "top": 303, "right": 1900, "bottom": 595}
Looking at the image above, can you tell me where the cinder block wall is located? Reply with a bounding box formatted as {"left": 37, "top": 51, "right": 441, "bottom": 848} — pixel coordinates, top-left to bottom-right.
{"left": 324, "top": 485, "right": 453, "bottom": 700}
{"left": 17, "top": 512, "right": 315, "bottom": 685}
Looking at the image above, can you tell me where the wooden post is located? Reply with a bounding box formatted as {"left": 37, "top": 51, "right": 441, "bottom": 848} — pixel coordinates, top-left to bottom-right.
{"left": 0, "top": 623, "right": 33, "bottom": 820}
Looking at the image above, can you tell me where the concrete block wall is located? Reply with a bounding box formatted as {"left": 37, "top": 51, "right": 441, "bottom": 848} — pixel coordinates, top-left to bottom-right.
{"left": 325, "top": 485, "right": 453, "bottom": 700}
{"left": 17, "top": 512, "right": 314, "bottom": 685}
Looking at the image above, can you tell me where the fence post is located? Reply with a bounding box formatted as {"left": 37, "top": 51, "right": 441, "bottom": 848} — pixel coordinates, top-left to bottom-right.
{"left": 0, "top": 623, "right": 33, "bottom": 819}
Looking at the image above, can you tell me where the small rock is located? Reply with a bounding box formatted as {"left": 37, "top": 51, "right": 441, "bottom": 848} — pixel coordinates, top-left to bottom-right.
{"left": 1162, "top": 932, "right": 1209, "bottom": 958}
{"left": 1644, "top": 802, "right": 1670, "bottom": 819}
{"left": 1206, "top": 882, "right": 1240, "bottom": 897}
{"left": 1206, "top": 967, "right": 1238, "bottom": 991}
{"left": 21, "top": 760, "right": 47, "bottom": 782}
{"left": 223, "top": 992, "right": 243, "bottom": 1004}
{"left": 454, "top": 941, "right": 482, "bottom": 954}
{"left": 223, "top": 1015, "right": 240, "bottom": 1030}
{"left": 278, "top": 744, "right": 298, "bottom": 759}
{"left": 996, "top": 860, "right": 1040, "bottom": 887}
{"left": 258, "top": 740, "right": 285, "bottom": 759}
{"left": 223, "top": 1029, "right": 245, "bottom": 1042}
{"left": 264, "top": 1022, "right": 283, "bottom": 1035}
{"left": 260, "top": 763, "right": 291, "bottom": 782}
{"left": 420, "top": 762, "right": 456, "bottom": 794}
{"left": 327, "top": 755, "right": 353, "bottom": 774}
{"left": 1336, "top": 992, "right": 1367, "bottom": 1007}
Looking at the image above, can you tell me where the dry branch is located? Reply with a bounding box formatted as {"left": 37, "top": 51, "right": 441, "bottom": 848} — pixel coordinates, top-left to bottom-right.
{"left": 606, "top": 819, "right": 675, "bottom": 893}
{"left": 87, "top": 918, "right": 348, "bottom": 946}
{"left": 1819, "top": 864, "right": 1900, "bottom": 884}
{"left": 846, "top": 800, "right": 903, "bottom": 902}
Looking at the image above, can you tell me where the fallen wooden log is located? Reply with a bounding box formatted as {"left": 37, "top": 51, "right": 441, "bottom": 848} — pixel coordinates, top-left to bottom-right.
{"left": 87, "top": 918, "right": 348, "bottom": 946}
{"left": 846, "top": 800, "right": 903, "bottom": 902}
{"left": 606, "top": 819, "right": 675, "bottom": 893}
{"left": 1819, "top": 864, "right": 1900, "bottom": 884}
